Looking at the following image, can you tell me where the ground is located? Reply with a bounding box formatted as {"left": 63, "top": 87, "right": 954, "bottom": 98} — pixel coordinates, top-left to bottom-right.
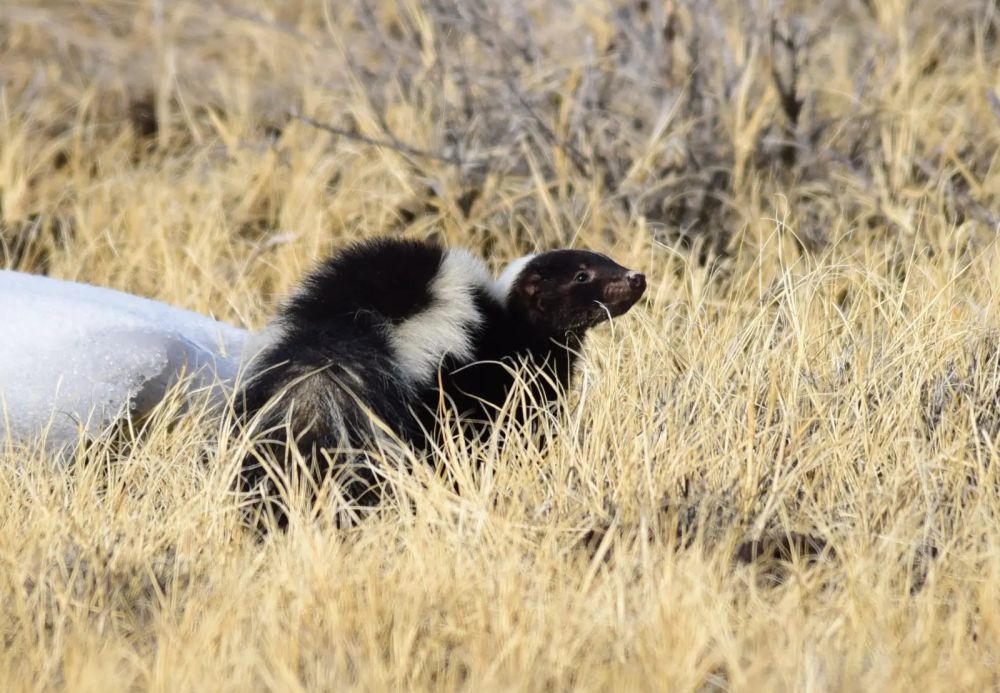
{"left": 2, "top": 0, "right": 1000, "bottom": 690}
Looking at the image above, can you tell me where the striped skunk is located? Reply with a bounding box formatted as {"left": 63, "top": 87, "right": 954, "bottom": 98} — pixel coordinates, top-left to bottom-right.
{"left": 237, "top": 237, "right": 645, "bottom": 525}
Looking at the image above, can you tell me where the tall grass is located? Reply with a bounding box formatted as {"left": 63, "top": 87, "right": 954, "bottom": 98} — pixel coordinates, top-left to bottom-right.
{"left": 2, "top": 0, "right": 999, "bottom": 689}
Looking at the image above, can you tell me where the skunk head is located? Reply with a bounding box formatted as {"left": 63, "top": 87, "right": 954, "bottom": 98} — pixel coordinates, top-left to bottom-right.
{"left": 499, "top": 250, "right": 646, "bottom": 337}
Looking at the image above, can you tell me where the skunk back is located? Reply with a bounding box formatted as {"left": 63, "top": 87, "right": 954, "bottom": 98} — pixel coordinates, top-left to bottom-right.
{"left": 237, "top": 238, "right": 495, "bottom": 517}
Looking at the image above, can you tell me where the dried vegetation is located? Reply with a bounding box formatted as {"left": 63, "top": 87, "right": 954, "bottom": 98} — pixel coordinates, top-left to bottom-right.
{"left": 2, "top": 0, "right": 1000, "bottom": 689}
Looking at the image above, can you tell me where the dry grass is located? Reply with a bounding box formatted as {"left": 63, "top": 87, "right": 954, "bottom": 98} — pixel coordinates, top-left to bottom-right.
{"left": 2, "top": 0, "right": 1000, "bottom": 690}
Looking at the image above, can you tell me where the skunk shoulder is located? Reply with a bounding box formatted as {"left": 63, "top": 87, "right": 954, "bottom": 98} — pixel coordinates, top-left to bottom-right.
{"left": 264, "top": 237, "right": 494, "bottom": 387}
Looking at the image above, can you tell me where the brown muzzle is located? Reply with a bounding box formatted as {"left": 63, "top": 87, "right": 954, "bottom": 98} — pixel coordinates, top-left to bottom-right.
{"left": 602, "top": 270, "right": 646, "bottom": 315}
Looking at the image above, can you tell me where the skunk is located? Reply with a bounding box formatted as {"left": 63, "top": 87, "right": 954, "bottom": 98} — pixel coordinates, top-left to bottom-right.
{"left": 237, "top": 237, "right": 645, "bottom": 523}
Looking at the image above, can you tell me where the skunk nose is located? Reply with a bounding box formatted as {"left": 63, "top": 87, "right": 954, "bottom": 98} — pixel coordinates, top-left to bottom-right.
{"left": 626, "top": 271, "right": 646, "bottom": 292}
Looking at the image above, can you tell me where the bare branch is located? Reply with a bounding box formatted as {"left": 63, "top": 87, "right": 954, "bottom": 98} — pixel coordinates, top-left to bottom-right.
{"left": 769, "top": 19, "right": 804, "bottom": 129}
{"left": 291, "top": 109, "right": 484, "bottom": 167}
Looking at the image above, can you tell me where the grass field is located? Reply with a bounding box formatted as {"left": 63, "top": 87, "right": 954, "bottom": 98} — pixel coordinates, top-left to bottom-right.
{"left": 2, "top": 0, "right": 1000, "bottom": 690}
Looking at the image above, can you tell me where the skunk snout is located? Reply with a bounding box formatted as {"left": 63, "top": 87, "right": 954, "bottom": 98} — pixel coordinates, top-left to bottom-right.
{"left": 626, "top": 271, "right": 646, "bottom": 293}
{"left": 600, "top": 269, "right": 646, "bottom": 317}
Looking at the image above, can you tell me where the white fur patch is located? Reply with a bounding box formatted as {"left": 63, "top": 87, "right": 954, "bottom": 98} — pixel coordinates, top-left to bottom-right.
{"left": 491, "top": 254, "right": 536, "bottom": 304}
{"left": 388, "top": 248, "right": 492, "bottom": 384}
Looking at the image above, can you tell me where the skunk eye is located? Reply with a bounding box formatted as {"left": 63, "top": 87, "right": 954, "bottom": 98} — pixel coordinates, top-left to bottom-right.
{"left": 574, "top": 271, "right": 590, "bottom": 283}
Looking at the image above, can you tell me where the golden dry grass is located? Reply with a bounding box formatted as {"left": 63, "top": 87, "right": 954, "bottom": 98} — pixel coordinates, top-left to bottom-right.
{"left": 2, "top": 0, "right": 1000, "bottom": 690}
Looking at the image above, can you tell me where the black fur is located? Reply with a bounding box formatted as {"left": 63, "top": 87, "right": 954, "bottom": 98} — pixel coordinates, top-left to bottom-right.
{"left": 283, "top": 238, "right": 443, "bottom": 325}
{"left": 236, "top": 237, "right": 645, "bottom": 527}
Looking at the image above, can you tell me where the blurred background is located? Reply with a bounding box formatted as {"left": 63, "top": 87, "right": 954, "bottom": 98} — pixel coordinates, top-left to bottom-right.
{"left": 2, "top": 0, "right": 996, "bottom": 320}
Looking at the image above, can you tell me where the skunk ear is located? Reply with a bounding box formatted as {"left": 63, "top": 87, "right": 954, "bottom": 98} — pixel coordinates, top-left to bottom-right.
{"left": 520, "top": 273, "right": 542, "bottom": 296}
{"left": 520, "top": 273, "right": 548, "bottom": 312}
{"left": 510, "top": 272, "right": 548, "bottom": 315}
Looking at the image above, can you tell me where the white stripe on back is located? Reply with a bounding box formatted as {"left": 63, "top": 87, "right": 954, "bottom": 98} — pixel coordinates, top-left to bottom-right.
{"left": 388, "top": 248, "right": 492, "bottom": 384}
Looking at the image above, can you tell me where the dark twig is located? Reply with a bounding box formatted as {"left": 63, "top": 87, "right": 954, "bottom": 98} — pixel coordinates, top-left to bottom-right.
{"left": 291, "top": 109, "right": 484, "bottom": 167}
{"left": 770, "top": 20, "right": 804, "bottom": 129}
{"left": 769, "top": 18, "right": 809, "bottom": 168}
